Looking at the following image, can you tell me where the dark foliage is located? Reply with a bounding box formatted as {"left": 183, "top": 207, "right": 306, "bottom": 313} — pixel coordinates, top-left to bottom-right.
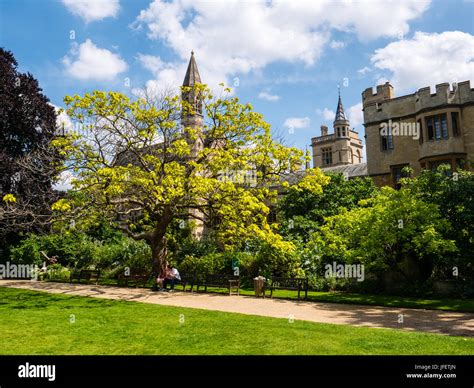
{"left": 0, "top": 48, "right": 62, "bottom": 258}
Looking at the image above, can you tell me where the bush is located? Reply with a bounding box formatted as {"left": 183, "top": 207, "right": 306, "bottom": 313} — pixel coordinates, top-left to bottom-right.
{"left": 41, "top": 264, "right": 71, "bottom": 281}
{"left": 9, "top": 230, "right": 152, "bottom": 278}
{"left": 179, "top": 251, "right": 236, "bottom": 275}
{"left": 8, "top": 234, "right": 43, "bottom": 266}
{"left": 9, "top": 232, "right": 99, "bottom": 268}
{"left": 103, "top": 239, "right": 152, "bottom": 278}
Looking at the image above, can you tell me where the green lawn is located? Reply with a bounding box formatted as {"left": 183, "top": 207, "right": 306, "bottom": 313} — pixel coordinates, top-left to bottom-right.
{"left": 1, "top": 287, "right": 473, "bottom": 355}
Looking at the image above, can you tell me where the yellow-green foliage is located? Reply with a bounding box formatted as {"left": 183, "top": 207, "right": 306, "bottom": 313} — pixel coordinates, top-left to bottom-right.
{"left": 2, "top": 194, "right": 17, "bottom": 203}
{"left": 312, "top": 186, "right": 457, "bottom": 273}
{"left": 51, "top": 84, "right": 323, "bottom": 254}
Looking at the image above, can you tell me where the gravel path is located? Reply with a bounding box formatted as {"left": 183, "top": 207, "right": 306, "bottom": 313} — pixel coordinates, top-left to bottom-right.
{"left": 1, "top": 280, "right": 473, "bottom": 337}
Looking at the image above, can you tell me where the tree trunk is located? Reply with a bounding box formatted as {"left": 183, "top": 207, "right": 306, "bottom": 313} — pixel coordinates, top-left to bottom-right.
{"left": 150, "top": 207, "right": 174, "bottom": 275}
{"left": 151, "top": 233, "right": 168, "bottom": 275}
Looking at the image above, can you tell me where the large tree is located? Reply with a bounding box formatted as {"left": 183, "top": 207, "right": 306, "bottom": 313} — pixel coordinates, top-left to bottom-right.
{"left": 52, "top": 85, "right": 311, "bottom": 271}
{"left": 0, "top": 48, "right": 62, "bottom": 254}
{"left": 278, "top": 173, "right": 377, "bottom": 241}
{"left": 401, "top": 165, "right": 474, "bottom": 282}
{"left": 312, "top": 186, "right": 457, "bottom": 286}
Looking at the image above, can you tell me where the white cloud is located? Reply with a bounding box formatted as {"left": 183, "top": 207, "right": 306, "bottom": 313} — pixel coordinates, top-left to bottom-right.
{"left": 62, "top": 0, "right": 120, "bottom": 23}
{"left": 63, "top": 39, "right": 128, "bottom": 81}
{"left": 52, "top": 105, "right": 74, "bottom": 134}
{"left": 132, "top": 54, "right": 187, "bottom": 97}
{"left": 53, "top": 171, "right": 75, "bottom": 192}
{"left": 258, "top": 91, "right": 280, "bottom": 102}
{"left": 316, "top": 108, "right": 335, "bottom": 122}
{"left": 132, "top": 0, "right": 430, "bottom": 89}
{"left": 348, "top": 103, "right": 364, "bottom": 128}
{"left": 330, "top": 40, "right": 346, "bottom": 50}
{"left": 357, "top": 66, "right": 372, "bottom": 76}
{"left": 283, "top": 117, "right": 310, "bottom": 130}
{"left": 371, "top": 31, "right": 474, "bottom": 92}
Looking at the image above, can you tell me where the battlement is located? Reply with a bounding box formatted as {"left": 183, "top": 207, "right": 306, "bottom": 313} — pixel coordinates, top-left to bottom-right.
{"left": 363, "top": 80, "right": 474, "bottom": 124}
{"left": 362, "top": 82, "right": 395, "bottom": 107}
{"left": 416, "top": 80, "right": 472, "bottom": 102}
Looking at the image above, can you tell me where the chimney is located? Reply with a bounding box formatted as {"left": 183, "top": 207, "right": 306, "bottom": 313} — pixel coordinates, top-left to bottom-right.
{"left": 321, "top": 125, "right": 328, "bottom": 136}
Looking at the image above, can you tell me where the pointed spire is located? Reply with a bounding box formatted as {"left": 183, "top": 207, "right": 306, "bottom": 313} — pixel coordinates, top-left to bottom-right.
{"left": 183, "top": 51, "right": 201, "bottom": 86}
{"left": 335, "top": 88, "right": 348, "bottom": 122}
{"left": 305, "top": 146, "right": 311, "bottom": 169}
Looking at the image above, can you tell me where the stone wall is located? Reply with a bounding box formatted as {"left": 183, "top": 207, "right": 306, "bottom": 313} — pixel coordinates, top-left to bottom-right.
{"left": 362, "top": 80, "right": 474, "bottom": 186}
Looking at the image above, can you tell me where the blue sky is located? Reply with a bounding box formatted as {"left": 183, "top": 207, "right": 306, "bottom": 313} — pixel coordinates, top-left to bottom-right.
{"left": 1, "top": 0, "right": 473, "bottom": 155}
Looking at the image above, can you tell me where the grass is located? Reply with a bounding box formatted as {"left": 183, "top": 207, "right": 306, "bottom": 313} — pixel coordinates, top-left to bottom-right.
{"left": 0, "top": 287, "right": 473, "bottom": 355}
{"left": 50, "top": 278, "right": 474, "bottom": 313}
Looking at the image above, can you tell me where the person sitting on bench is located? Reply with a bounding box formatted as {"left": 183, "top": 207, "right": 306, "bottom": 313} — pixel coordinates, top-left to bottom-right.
{"left": 156, "top": 262, "right": 170, "bottom": 291}
{"left": 163, "top": 264, "right": 181, "bottom": 292}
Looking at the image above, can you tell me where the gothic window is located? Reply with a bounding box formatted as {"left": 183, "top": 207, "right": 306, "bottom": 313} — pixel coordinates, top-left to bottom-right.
{"left": 441, "top": 115, "right": 448, "bottom": 138}
{"left": 417, "top": 119, "right": 423, "bottom": 144}
{"left": 426, "top": 113, "right": 448, "bottom": 140}
{"left": 391, "top": 164, "right": 409, "bottom": 190}
{"left": 427, "top": 117, "right": 434, "bottom": 139}
{"left": 381, "top": 128, "right": 393, "bottom": 151}
{"left": 322, "top": 148, "right": 332, "bottom": 166}
{"left": 452, "top": 112, "right": 460, "bottom": 137}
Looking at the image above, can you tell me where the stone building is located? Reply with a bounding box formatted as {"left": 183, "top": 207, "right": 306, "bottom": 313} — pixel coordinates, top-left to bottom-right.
{"left": 311, "top": 92, "right": 365, "bottom": 178}
{"left": 362, "top": 81, "right": 474, "bottom": 187}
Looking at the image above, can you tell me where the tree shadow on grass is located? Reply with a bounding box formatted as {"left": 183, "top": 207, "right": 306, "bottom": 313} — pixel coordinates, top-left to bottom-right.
{"left": 303, "top": 301, "right": 474, "bottom": 337}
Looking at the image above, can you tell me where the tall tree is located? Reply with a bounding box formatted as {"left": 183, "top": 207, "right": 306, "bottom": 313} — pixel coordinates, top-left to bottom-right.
{"left": 0, "top": 48, "right": 61, "bottom": 254}
{"left": 401, "top": 165, "right": 474, "bottom": 282}
{"left": 278, "top": 173, "right": 377, "bottom": 241}
{"left": 312, "top": 186, "right": 457, "bottom": 286}
{"left": 52, "top": 84, "right": 309, "bottom": 271}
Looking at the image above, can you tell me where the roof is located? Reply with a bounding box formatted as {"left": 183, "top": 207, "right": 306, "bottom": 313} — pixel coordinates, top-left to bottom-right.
{"left": 182, "top": 51, "right": 201, "bottom": 86}
{"left": 334, "top": 93, "right": 349, "bottom": 123}
{"left": 320, "top": 163, "right": 368, "bottom": 178}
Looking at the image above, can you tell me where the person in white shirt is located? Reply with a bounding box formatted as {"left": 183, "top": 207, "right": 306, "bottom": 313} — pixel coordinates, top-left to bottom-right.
{"left": 164, "top": 264, "right": 181, "bottom": 292}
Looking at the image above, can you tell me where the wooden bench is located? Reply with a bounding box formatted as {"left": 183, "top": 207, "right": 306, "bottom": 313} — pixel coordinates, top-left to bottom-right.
{"left": 174, "top": 272, "right": 196, "bottom": 292}
{"left": 196, "top": 274, "right": 240, "bottom": 295}
{"left": 117, "top": 274, "right": 149, "bottom": 288}
{"left": 150, "top": 272, "right": 196, "bottom": 292}
{"left": 70, "top": 269, "right": 101, "bottom": 285}
{"left": 267, "top": 277, "right": 308, "bottom": 300}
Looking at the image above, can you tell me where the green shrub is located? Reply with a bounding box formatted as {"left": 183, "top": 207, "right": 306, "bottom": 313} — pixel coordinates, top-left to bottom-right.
{"left": 41, "top": 264, "right": 71, "bottom": 281}
{"left": 8, "top": 235, "right": 43, "bottom": 266}
{"left": 9, "top": 230, "right": 151, "bottom": 277}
